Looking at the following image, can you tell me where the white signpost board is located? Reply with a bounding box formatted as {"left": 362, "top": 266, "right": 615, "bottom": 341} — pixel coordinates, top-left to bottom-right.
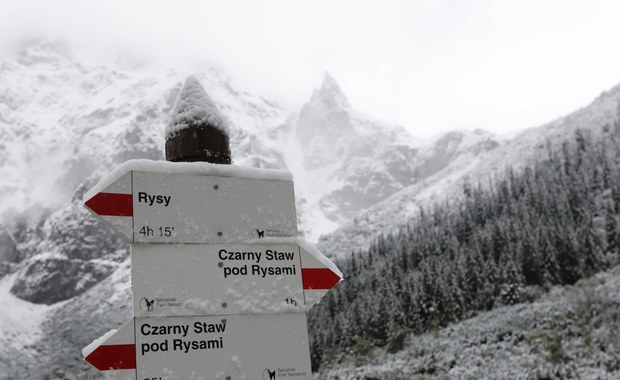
{"left": 84, "top": 314, "right": 311, "bottom": 380}
{"left": 83, "top": 160, "right": 298, "bottom": 243}
{"left": 131, "top": 242, "right": 342, "bottom": 317}
{"left": 83, "top": 160, "right": 342, "bottom": 379}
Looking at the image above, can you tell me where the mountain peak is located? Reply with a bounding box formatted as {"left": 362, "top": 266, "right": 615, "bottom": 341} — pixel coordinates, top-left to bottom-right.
{"left": 311, "top": 72, "right": 350, "bottom": 109}
{"left": 321, "top": 72, "right": 339, "bottom": 89}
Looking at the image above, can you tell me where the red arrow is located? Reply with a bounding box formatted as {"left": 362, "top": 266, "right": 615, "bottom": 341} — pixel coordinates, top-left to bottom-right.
{"left": 85, "top": 192, "right": 133, "bottom": 217}
{"left": 85, "top": 344, "right": 136, "bottom": 370}
{"left": 301, "top": 268, "right": 341, "bottom": 290}
{"left": 84, "top": 320, "right": 136, "bottom": 375}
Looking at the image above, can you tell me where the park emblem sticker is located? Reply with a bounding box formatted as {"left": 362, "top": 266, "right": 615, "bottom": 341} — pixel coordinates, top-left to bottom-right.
{"left": 252, "top": 227, "right": 293, "bottom": 239}
{"left": 263, "top": 367, "right": 308, "bottom": 379}
{"left": 263, "top": 368, "right": 276, "bottom": 380}
{"left": 139, "top": 297, "right": 154, "bottom": 312}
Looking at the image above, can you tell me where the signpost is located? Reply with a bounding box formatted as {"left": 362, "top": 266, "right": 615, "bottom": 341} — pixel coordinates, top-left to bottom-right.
{"left": 83, "top": 161, "right": 298, "bottom": 244}
{"left": 131, "top": 242, "right": 341, "bottom": 317}
{"left": 83, "top": 76, "right": 341, "bottom": 379}
{"left": 85, "top": 314, "right": 311, "bottom": 380}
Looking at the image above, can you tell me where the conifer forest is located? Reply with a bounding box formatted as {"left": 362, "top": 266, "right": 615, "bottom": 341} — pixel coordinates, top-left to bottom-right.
{"left": 308, "top": 121, "right": 620, "bottom": 371}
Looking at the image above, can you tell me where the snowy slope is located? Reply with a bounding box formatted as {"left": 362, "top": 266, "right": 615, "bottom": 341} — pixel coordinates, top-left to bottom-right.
{"left": 0, "top": 41, "right": 289, "bottom": 229}
{"left": 318, "top": 265, "right": 620, "bottom": 379}
{"left": 0, "top": 272, "right": 67, "bottom": 376}
{"left": 0, "top": 260, "right": 133, "bottom": 378}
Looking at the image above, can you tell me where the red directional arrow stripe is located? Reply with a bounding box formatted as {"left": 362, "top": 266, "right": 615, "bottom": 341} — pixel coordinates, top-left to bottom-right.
{"left": 85, "top": 344, "right": 136, "bottom": 370}
{"left": 302, "top": 268, "right": 341, "bottom": 290}
{"left": 85, "top": 193, "right": 133, "bottom": 217}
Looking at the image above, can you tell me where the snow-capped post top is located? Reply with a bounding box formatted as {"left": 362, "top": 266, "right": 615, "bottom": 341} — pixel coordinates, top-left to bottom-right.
{"left": 165, "top": 75, "right": 232, "bottom": 164}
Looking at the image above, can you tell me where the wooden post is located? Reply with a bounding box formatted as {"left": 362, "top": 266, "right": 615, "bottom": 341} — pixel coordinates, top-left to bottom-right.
{"left": 165, "top": 76, "right": 232, "bottom": 164}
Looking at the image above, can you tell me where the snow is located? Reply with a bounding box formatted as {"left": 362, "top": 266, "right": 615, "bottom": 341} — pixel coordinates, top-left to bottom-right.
{"left": 0, "top": 273, "right": 65, "bottom": 357}
{"left": 0, "top": 48, "right": 185, "bottom": 227}
{"left": 318, "top": 266, "right": 620, "bottom": 379}
{"left": 242, "top": 237, "right": 343, "bottom": 279}
{"left": 283, "top": 124, "right": 340, "bottom": 241}
{"left": 298, "top": 238, "right": 343, "bottom": 278}
{"left": 165, "top": 75, "right": 229, "bottom": 138}
{"left": 83, "top": 159, "right": 294, "bottom": 202}
{"left": 82, "top": 328, "right": 117, "bottom": 357}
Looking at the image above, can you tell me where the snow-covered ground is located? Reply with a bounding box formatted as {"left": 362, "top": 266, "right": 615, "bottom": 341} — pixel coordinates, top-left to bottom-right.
{"left": 0, "top": 273, "right": 66, "bottom": 372}
{"left": 318, "top": 266, "right": 620, "bottom": 380}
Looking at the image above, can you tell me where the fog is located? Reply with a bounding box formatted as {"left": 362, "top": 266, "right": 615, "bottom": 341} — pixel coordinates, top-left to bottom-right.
{"left": 2, "top": 0, "right": 620, "bottom": 137}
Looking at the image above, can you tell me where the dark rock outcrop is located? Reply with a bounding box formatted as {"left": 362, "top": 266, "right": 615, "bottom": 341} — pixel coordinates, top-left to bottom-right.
{"left": 10, "top": 256, "right": 117, "bottom": 304}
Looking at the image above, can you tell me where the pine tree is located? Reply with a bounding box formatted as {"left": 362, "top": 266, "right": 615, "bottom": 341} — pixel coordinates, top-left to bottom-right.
{"left": 519, "top": 233, "right": 543, "bottom": 286}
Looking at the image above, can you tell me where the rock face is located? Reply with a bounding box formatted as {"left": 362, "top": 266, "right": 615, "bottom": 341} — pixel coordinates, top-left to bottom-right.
{"left": 10, "top": 256, "right": 116, "bottom": 304}
{"left": 291, "top": 73, "right": 422, "bottom": 232}
{"left": 290, "top": 74, "right": 500, "bottom": 237}
{"left": 296, "top": 73, "right": 357, "bottom": 169}
{"left": 7, "top": 183, "right": 128, "bottom": 304}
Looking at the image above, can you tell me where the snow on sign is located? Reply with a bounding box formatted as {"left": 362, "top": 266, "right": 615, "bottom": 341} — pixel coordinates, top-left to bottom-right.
{"left": 83, "top": 160, "right": 297, "bottom": 244}
{"left": 84, "top": 314, "right": 311, "bottom": 380}
{"left": 131, "top": 240, "right": 342, "bottom": 317}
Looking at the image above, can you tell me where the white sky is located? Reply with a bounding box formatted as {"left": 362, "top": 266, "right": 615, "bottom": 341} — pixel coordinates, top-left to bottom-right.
{"left": 2, "top": 0, "right": 620, "bottom": 138}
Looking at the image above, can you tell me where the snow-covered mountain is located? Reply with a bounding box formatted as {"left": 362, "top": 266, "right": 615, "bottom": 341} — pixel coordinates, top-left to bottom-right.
{"left": 287, "top": 73, "right": 501, "bottom": 240}
{"left": 0, "top": 40, "right": 288, "bottom": 228}
{"left": 1, "top": 39, "right": 619, "bottom": 378}
{"left": 319, "top": 83, "right": 620, "bottom": 259}
{"left": 288, "top": 73, "right": 420, "bottom": 237}
{"left": 0, "top": 39, "right": 500, "bottom": 252}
